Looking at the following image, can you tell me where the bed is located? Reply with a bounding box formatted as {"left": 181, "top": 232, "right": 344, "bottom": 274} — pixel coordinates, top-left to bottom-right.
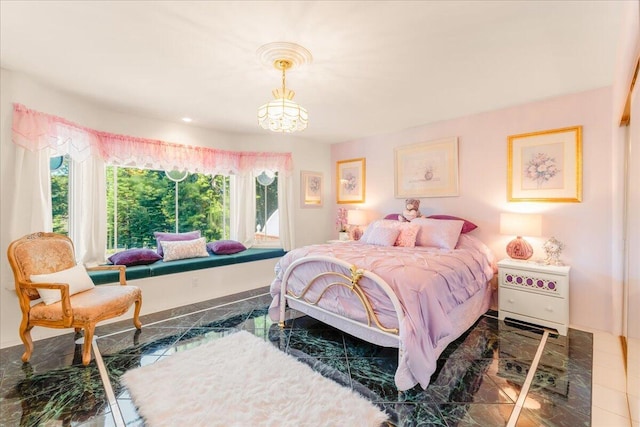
{"left": 268, "top": 217, "right": 496, "bottom": 391}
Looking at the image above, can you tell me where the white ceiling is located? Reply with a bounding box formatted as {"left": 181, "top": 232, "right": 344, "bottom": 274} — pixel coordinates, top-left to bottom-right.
{"left": 0, "top": 1, "right": 626, "bottom": 144}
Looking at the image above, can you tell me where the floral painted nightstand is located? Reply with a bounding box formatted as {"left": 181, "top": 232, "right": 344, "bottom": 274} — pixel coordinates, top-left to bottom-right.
{"left": 497, "top": 258, "right": 570, "bottom": 335}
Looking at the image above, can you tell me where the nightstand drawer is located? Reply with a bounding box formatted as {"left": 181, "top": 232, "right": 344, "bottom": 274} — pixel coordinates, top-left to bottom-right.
{"left": 499, "top": 268, "right": 567, "bottom": 298}
{"left": 499, "top": 287, "right": 566, "bottom": 324}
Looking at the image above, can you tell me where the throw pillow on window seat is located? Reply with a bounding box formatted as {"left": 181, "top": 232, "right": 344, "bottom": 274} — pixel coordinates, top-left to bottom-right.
{"left": 154, "top": 230, "right": 201, "bottom": 257}
{"left": 207, "top": 240, "right": 247, "bottom": 255}
{"left": 108, "top": 248, "right": 162, "bottom": 266}
{"left": 161, "top": 237, "right": 209, "bottom": 262}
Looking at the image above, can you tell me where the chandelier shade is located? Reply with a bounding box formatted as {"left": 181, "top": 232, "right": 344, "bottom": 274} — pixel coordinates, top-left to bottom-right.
{"left": 257, "top": 56, "right": 309, "bottom": 133}
{"left": 257, "top": 98, "right": 308, "bottom": 133}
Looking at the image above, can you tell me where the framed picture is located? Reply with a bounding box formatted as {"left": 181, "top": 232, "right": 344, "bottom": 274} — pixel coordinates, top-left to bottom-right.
{"left": 507, "top": 126, "right": 582, "bottom": 202}
{"left": 394, "top": 137, "right": 459, "bottom": 198}
{"left": 300, "top": 171, "right": 323, "bottom": 208}
{"left": 336, "top": 158, "right": 365, "bottom": 204}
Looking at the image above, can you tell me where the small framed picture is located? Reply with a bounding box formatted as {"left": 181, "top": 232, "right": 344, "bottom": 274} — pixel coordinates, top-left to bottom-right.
{"left": 507, "top": 126, "right": 582, "bottom": 202}
{"left": 300, "top": 171, "right": 323, "bottom": 208}
{"left": 336, "top": 158, "right": 365, "bottom": 204}
{"left": 394, "top": 137, "right": 459, "bottom": 198}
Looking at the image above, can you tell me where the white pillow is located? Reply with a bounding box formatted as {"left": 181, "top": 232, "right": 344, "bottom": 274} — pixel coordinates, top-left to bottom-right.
{"left": 30, "top": 264, "right": 95, "bottom": 305}
{"left": 362, "top": 227, "right": 401, "bottom": 246}
{"left": 161, "top": 237, "right": 209, "bottom": 262}
{"left": 360, "top": 219, "right": 420, "bottom": 247}
{"left": 359, "top": 219, "right": 394, "bottom": 242}
{"left": 411, "top": 218, "right": 465, "bottom": 250}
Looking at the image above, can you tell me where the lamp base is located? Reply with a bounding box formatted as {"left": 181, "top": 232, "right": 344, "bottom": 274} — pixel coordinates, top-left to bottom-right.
{"left": 506, "top": 237, "right": 533, "bottom": 260}
{"left": 351, "top": 226, "right": 363, "bottom": 241}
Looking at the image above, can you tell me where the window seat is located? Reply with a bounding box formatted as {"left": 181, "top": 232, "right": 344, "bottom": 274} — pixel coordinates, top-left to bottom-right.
{"left": 88, "top": 248, "right": 286, "bottom": 285}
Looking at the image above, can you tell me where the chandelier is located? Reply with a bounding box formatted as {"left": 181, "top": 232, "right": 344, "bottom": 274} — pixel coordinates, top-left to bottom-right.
{"left": 257, "top": 42, "right": 312, "bottom": 133}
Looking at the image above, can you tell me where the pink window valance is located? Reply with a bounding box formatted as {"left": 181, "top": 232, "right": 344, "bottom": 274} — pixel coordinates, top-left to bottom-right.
{"left": 12, "top": 103, "right": 293, "bottom": 175}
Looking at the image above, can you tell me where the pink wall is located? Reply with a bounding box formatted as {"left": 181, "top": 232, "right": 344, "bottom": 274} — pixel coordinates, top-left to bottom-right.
{"left": 331, "top": 87, "right": 618, "bottom": 332}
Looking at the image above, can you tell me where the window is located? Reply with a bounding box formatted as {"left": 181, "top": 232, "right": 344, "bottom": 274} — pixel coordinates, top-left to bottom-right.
{"left": 50, "top": 155, "right": 70, "bottom": 235}
{"left": 22, "top": 105, "right": 292, "bottom": 260}
{"left": 106, "top": 166, "right": 230, "bottom": 252}
{"left": 255, "top": 171, "right": 279, "bottom": 243}
{"left": 50, "top": 163, "right": 282, "bottom": 254}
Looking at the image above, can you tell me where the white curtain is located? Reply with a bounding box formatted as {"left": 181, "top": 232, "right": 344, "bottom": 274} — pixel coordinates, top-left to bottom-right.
{"left": 10, "top": 146, "right": 52, "bottom": 239}
{"left": 278, "top": 173, "right": 295, "bottom": 251}
{"left": 230, "top": 170, "right": 294, "bottom": 250}
{"left": 69, "top": 156, "right": 107, "bottom": 265}
{"left": 230, "top": 173, "right": 257, "bottom": 247}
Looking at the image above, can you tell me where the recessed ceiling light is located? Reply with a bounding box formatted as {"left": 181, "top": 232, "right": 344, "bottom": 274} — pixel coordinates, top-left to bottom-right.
{"left": 181, "top": 117, "right": 193, "bottom": 123}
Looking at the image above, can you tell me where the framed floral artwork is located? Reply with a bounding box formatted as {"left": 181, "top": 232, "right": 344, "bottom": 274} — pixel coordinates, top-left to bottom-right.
{"left": 300, "top": 171, "right": 323, "bottom": 208}
{"left": 336, "top": 158, "right": 365, "bottom": 204}
{"left": 507, "top": 126, "right": 582, "bottom": 202}
{"left": 394, "top": 137, "right": 459, "bottom": 198}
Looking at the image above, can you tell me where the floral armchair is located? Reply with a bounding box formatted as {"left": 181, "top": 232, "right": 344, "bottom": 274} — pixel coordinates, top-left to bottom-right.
{"left": 7, "top": 232, "right": 142, "bottom": 365}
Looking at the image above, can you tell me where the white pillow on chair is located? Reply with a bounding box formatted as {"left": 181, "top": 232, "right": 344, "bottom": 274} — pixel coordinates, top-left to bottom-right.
{"left": 30, "top": 264, "right": 95, "bottom": 305}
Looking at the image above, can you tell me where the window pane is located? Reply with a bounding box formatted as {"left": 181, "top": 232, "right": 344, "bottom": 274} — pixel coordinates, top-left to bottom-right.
{"left": 110, "top": 167, "right": 169, "bottom": 250}
{"left": 177, "top": 173, "right": 230, "bottom": 241}
{"left": 106, "top": 166, "right": 230, "bottom": 251}
{"left": 51, "top": 155, "right": 69, "bottom": 235}
{"left": 255, "top": 171, "right": 279, "bottom": 242}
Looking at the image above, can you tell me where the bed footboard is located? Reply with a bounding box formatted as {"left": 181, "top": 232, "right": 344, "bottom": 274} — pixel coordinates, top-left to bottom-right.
{"left": 278, "top": 255, "right": 405, "bottom": 349}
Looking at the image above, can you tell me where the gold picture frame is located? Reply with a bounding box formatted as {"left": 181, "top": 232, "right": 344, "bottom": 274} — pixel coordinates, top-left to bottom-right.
{"left": 507, "top": 126, "right": 582, "bottom": 202}
{"left": 300, "top": 171, "right": 323, "bottom": 208}
{"left": 394, "top": 137, "right": 459, "bottom": 198}
{"left": 336, "top": 158, "right": 366, "bottom": 204}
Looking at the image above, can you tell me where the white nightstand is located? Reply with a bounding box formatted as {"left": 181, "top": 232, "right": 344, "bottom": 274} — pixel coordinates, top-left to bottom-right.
{"left": 497, "top": 258, "right": 570, "bottom": 335}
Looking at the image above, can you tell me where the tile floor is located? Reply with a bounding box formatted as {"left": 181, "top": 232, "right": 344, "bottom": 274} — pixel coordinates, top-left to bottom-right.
{"left": 0, "top": 287, "right": 631, "bottom": 426}
{"left": 589, "top": 329, "right": 634, "bottom": 427}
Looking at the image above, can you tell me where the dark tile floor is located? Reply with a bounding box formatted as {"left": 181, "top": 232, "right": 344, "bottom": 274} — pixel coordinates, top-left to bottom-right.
{"left": 0, "top": 287, "right": 592, "bottom": 426}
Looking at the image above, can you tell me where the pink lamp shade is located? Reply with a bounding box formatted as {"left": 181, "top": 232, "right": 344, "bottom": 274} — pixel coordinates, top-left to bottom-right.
{"left": 500, "top": 213, "right": 542, "bottom": 260}
{"left": 347, "top": 209, "right": 367, "bottom": 241}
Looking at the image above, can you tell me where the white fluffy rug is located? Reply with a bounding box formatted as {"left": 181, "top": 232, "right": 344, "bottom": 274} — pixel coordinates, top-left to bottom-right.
{"left": 121, "top": 330, "right": 388, "bottom": 427}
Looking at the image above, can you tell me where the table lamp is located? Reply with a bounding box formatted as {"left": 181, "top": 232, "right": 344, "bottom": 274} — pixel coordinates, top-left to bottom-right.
{"left": 500, "top": 213, "right": 542, "bottom": 260}
{"left": 347, "top": 209, "right": 367, "bottom": 241}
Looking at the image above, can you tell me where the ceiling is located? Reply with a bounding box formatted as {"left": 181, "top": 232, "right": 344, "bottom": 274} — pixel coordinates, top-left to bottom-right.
{"left": 0, "top": 1, "right": 626, "bottom": 144}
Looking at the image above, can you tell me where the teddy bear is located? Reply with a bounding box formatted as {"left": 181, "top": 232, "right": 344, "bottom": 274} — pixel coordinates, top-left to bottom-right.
{"left": 398, "top": 198, "right": 422, "bottom": 222}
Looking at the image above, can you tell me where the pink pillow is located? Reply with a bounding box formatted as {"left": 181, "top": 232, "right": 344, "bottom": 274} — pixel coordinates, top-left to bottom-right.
{"left": 411, "top": 218, "right": 464, "bottom": 249}
{"left": 363, "top": 227, "right": 400, "bottom": 246}
{"left": 392, "top": 222, "right": 421, "bottom": 247}
{"left": 427, "top": 215, "right": 477, "bottom": 233}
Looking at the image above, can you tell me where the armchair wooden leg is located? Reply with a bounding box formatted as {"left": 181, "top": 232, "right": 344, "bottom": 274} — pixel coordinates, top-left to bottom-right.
{"left": 81, "top": 325, "right": 95, "bottom": 366}
{"left": 19, "top": 318, "right": 33, "bottom": 363}
{"left": 132, "top": 297, "right": 142, "bottom": 330}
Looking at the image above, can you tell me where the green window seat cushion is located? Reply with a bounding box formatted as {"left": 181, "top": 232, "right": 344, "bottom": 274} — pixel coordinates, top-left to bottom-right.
{"left": 88, "top": 248, "right": 286, "bottom": 285}
{"left": 88, "top": 265, "right": 151, "bottom": 285}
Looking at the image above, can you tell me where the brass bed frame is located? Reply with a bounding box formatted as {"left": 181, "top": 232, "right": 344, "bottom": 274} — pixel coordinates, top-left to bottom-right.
{"left": 278, "top": 255, "right": 405, "bottom": 350}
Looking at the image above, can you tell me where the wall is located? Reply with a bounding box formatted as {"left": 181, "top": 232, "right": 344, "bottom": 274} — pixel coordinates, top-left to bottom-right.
{"left": 0, "top": 68, "right": 332, "bottom": 348}
{"left": 331, "top": 87, "right": 619, "bottom": 333}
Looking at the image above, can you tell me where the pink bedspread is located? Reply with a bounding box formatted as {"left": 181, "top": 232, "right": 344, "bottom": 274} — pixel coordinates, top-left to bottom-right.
{"left": 268, "top": 234, "right": 496, "bottom": 390}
